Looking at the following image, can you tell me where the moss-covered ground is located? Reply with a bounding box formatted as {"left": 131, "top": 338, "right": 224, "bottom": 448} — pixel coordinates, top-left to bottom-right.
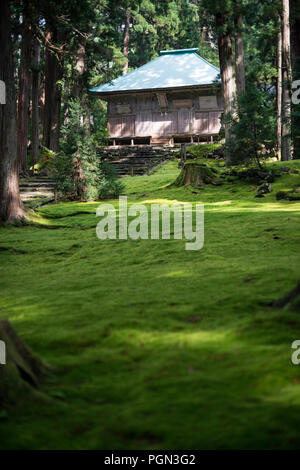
{"left": 0, "top": 158, "right": 300, "bottom": 449}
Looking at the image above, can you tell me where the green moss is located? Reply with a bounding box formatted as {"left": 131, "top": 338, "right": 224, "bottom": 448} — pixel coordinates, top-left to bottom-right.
{"left": 276, "top": 190, "right": 300, "bottom": 201}
{"left": 187, "top": 143, "right": 223, "bottom": 159}
{"left": 0, "top": 159, "right": 300, "bottom": 449}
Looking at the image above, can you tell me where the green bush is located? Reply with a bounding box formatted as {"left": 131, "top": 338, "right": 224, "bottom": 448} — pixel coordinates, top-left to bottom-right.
{"left": 226, "top": 83, "right": 276, "bottom": 167}
{"left": 33, "top": 147, "right": 57, "bottom": 175}
{"left": 53, "top": 100, "right": 124, "bottom": 201}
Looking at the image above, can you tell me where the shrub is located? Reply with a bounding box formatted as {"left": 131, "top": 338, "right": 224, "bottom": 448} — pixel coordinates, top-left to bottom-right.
{"left": 226, "top": 83, "right": 277, "bottom": 167}
{"left": 33, "top": 147, "right": 57, "bottom": 175}
{"left": 53, "top": 100, "right": 124, "bottom": 201}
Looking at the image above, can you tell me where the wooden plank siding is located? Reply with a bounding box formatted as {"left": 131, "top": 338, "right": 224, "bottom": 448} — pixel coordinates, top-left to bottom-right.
{"left": 194, "top": 112, "right": 209, "bottom": 134}
{"left": 107, "top": 90, "right": 223, "bottom": 139}
{"left": 208, "top": 111, "right": 222, "bottom": 134}
{"left": 152, "top": 112, "right": 177, "bottom": 136}
{"left": 108, "top": 115, "right": 135, "bottom": 137}
{"left": 135, "top": 111, "right": 152, "bottom": 136}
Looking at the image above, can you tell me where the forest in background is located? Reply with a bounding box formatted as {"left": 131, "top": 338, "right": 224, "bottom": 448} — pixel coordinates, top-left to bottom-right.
{"left": 0, "top": 0, "right": 300, "bottom": 222}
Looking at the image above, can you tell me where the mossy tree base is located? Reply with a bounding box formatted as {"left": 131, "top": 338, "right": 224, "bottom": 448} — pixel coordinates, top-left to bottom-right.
{"left": 272, "top": 282, "right": 300, "bottom": 312}
{"left": 173, "top": 162, "right": 219, "bottom": 187}
{"left": 0, "top": 318, "right": 49, "bottom": 406}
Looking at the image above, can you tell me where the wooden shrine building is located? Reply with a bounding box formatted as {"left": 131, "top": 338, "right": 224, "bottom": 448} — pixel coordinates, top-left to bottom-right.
{"left": 90, "top": 48, "right": 223, "bottom": 146}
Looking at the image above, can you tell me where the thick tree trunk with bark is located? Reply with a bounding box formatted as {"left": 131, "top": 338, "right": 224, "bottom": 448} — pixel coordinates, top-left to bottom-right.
{"left": 0, "top": 0, "right": 26, "bottom": 223}
{"left": 290, "top": 0, "right": 300, "bottom": 157}
{"left": 281, "top": 0, "right": 292, "bottom": 161}
{"left": 72, "top": 38, "right": 90, "bottom": 134}
{"left": 234, "top": 11, "right": 246, "bottom": 95}
{"left": 31, "top": 37, "right": 40, "bottom": 170}
{"left": 123, "top": 9, "right": 131, "bottom": 75}
{"left": 49, "top": 60, "right": 63, "bottom": 153}
{"left": 215, "top": 12, "right": 237, "bottom": 162}
{"left": 290, "top": 0, "right": 300, "bottom": 73}
{"left": 43, "top": 29, "right": 65, "bottom": 154}
{"left": 43, "top": 30, "right": 54, "bottom": 149}
{"left": 174, "top": 162, "right": 218, "bottom": 187}
{"left": 73, "top": 39, "right": 86, "bottom": 100}
{"left": 277, "top": 16, "right": 283, "bottom": 159}
{"left": 17, "top": 11, "right": 32, "bottom": 173}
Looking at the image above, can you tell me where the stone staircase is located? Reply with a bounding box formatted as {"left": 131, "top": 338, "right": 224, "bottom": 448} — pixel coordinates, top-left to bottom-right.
{"left": 98, "top": 145, "right": 178, "bottom": 176}
{"left": 19, "top": 177, "right": 55, "bottom": 200}
{"left": 19, "top": 147, "right": 178, "bottom": 201}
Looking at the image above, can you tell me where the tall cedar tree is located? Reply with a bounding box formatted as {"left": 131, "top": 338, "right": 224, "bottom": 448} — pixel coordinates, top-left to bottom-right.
{"left": 17, "top": 3, "right": 32, "bottom": 173}
{"left": 123, "top": 8, "right": 131, "bottom": 74}
{"left": 0, "top": 0, "right": 26, "bottom": 222}
{"left": 281, "top": 0, "right": 292, "bottom": 160}
{"left": 233, "top": 0, "right": 246, "bottom": 95}
{"left": 215, "top": 10, "right": 237, "bottom": 159}
{"left": 291, "top": 0, "right": 300, "bottom": 157}
{"left": 277, "top": 13, "right": 283, "bottom": 159}
{"left": 31, "top": 33, "right": 40, "bottom": 169}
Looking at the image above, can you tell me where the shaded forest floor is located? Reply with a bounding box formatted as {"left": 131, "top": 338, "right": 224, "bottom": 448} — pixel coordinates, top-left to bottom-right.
{"left": 1, "top": 158, "right": 300, "bottom": 449}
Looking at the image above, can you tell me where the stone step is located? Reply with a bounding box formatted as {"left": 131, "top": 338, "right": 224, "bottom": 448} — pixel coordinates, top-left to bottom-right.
{"left": 112, "top": 160, "right": 169, "bottom": 176}
{"left": 20, "top": 186, "right": 55, "bottom": 192}
{"left": 20, "top": 178, "right": 54, "bottom": 183}
{"left": 19, "top": 177, "right": 55, "bottom": 200}
{"left": 21, "top": 191, "right": 54, "bottom": 200}
{"left": 20, "top": 181, "right": 55, "bottom": 187}
{"left": 100, "top": 145, "right": 176, "bottom": 176}
{"left": 112, "top": 162, "right": 160, "bottom": 168}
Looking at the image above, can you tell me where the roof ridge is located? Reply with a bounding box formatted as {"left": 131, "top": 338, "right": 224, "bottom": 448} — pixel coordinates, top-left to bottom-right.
{"left": 193, "top": 52, "right": 220, "bottom": 73}
{"left": 160, "top": 48, "right": 199, "bottom": 54}
{"left": 89, "top": 54, "right": 162, "bottom": 91}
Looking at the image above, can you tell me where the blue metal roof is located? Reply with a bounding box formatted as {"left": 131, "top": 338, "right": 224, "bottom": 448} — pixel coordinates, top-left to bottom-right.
{"left": 90, "top": 48, "right": 220, "bottom": 94}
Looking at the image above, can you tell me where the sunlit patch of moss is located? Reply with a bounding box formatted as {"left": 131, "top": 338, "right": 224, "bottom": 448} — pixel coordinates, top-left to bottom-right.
{"left": 0, "top": 158, "right": 299, "bottom": 449}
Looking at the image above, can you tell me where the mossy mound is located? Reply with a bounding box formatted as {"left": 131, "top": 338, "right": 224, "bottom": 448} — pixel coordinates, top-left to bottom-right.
{"left": 226, "top": 167, "right": 278, "bottom": 185}
{"left": 185, "top": 143, "right": 224, "bottom": 160}
{"left": 173, "top": 161, "right": 220, "bottom": 188}
{"left": 276, "top": 190, "right": 300, "bottom": 201}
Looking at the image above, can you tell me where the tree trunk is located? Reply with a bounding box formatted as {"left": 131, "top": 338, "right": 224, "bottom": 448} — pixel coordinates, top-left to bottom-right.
{"left": 31, "top": 37, "right": 40, "bottom": 171}
{"left": 281, "top": 0, "right": 292, "bottom": 161}
{"left": 0, "top": 0, "right": 26, "bottom": 223}
{"left": 72, "top": 38, "right": 90, "bottom": 134}
{"left": 43, "top": 29, "right": 54, "bottom": 149}
{"left": 290, "top": 0, "right": 300, "bottom": 74}
{"left": 17, "top": 10, "right": 32, "bottom": 173}
{"left": 215, "top": 12, "right": 237, "bottom": 162}
{"left": 43, "top": 28, "right": 64, "bottom": 154}
{"left": 234, "top": 10, "right": 246, "bottom": 95}
{"left": 123, "top": 9, "right": 131, "bottom": 75}
{"left": 174, "top": 162, "right": 218, "bottom": 187}
{"left": 290, "top": 0, "right": 300, "bottom": 158}
{"left": 49, "top": 56, "right": 63, "bottom": 154}
{"left": 201, "top": 10, "right": 207, "bottom": 43}
{"left": 73, "top": 38, "right": 86, "bottom": 100}
{"left": 50, "top": 30, "right": 66, "bottom": 153}
{"left": 277, "top": 16, "right": 283, "bottom": 159}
